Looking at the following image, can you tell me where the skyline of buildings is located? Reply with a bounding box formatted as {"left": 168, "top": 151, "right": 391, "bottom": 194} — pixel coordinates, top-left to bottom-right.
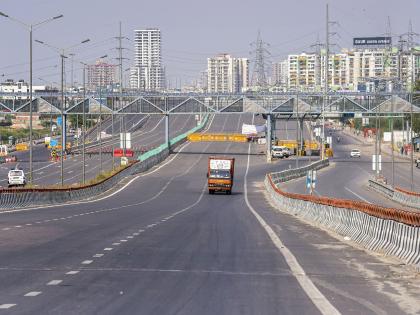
{"left": 274, "top": 47, "right": 419, "bottom": 92}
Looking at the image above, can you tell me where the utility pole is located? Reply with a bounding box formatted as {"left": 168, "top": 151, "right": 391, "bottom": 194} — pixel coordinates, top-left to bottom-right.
{"left": 115, "top": 22, "right": 128, "bottom": 164}
{"left": 250, "top": 31, "right": 270, "bottom": 90}
{"left": 70, "top": 53, "right": 75, "bottom": 90}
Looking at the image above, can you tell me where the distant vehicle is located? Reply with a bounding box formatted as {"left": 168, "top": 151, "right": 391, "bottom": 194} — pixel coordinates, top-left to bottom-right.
{"left": 350, "top": 149, "right": 361, "bottom": 158}
{"left": 281, "top": 147, "right": 291, "bottom": 158}
{"left": 415, "top": 158, "right": 420, "bottom": 168}
{"left": 207, "top": 157, "right": 235, "bottom": 195}
{"left": 271, "top": 146, "right": 284, "bottom": 159}
{"left": 337, "top": 136, "right": 340, "bottom": 143}
{"left": 8, "top": 168, "right": 26, "bottom": 187}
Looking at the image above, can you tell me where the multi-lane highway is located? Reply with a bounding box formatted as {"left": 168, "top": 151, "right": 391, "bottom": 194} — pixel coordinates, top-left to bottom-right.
{"left": 0, "top": 114, "right": 418, "bottom": 314}
{"left": 0, "top": 114, "right": 197, "bottom": 187}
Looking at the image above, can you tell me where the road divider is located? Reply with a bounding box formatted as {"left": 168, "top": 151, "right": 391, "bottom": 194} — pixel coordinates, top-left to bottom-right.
{"left": 368, "top": 179, "right": 420, "bottom": 210}
{"left": 0, "top": 115, "right": 210, "bottom": 210}
{"left": 266, "top": 160, "right": 420, "bottom": 270}
{"left": 187, "top": 133, "right": 248, "bottom": 143}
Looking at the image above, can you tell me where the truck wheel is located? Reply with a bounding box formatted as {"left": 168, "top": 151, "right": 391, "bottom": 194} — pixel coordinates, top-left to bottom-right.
{"left": 226, "top": 190, "right": 231, "bottom": 195}
{"left": 209, "top": 189, "right": 214, "bottom": 194}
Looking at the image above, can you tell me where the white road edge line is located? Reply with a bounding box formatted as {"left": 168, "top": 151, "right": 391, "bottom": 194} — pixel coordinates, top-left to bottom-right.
{"left": 344, "top": 187, "right": 372, "bottom": 204}
{"left": 243, "top": 121, "right": 340, "bottom": 315}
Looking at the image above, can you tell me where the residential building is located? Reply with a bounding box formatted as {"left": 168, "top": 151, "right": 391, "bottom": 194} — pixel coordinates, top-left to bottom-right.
{"left": 287, "top": 53, "right": 321, "bottom": 91}
{"left": 87, "top": 59, "right": 117, "bottom": 90}
{"left": 271, "top": 60, "right": 288, "bottom": 89}
{"left": 130, "top": 28, "right": 165, "bottom": 91}
{"left": 207, "top": 54, "right": 249, "bottom": 93}
{"left": 276, "top": 47, "right": 419, "bottom": 92}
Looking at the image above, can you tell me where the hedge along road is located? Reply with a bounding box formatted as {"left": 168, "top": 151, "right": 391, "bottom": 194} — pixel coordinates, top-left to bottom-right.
{"left": 0, "top": 114, "right": 418, "bottom": 314}
{"left": 0, "top": 114, "right": 196, "bottom": 187}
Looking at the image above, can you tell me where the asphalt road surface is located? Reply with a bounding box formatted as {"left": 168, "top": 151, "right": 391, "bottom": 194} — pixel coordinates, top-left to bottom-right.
{"left": 0, "top": 114, "right": 418, "bottom": 314}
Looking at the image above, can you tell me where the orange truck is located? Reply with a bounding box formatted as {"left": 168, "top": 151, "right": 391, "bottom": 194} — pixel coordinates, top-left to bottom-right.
{"left": 207, "top": 157, "right": 235, "bottom": 195}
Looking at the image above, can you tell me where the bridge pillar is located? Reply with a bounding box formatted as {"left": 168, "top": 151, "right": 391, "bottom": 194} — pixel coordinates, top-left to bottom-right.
{"left": 165, "top": 114, "right": 170, "bottom": 151}
{"left": 266, "top": 114, "right": 272, "bottom": 162}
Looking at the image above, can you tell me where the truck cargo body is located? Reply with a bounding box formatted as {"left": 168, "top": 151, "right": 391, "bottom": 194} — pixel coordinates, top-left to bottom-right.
{"left": 207, "top": 157, "right": 235, "bottom": 195}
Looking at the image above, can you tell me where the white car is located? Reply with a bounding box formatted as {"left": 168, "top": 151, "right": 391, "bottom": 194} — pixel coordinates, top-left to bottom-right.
{"left": 8, "top": 169, "right": 26, "bottom": 187}
{"left": 271, "top": 146, "right": 284, "bottom": 158}
{"left": 350, "top": 149, "right": 361, "bottom": 158}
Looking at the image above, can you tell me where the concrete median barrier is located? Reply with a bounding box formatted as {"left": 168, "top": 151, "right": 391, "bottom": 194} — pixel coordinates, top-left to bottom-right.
{"left": 368, "top": 179, "right": 420, "bottom": 210}
{"left": 266, "top": 160, "right": 420, "bottom": 270}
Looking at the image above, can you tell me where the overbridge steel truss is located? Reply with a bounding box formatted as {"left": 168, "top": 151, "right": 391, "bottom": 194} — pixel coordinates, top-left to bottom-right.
{"left": 0, "top": 93, "right": 419, "bottom": 116}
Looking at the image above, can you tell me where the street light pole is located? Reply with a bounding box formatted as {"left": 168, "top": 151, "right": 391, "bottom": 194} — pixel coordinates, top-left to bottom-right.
{"left": 82, "top": 64, "right": 86, "bottom": 184}
{"left": 29, "top": 25, "right": 33, "bottom": 184}
{"left": 60, "top": 51, "right": 65, "bottom": 186}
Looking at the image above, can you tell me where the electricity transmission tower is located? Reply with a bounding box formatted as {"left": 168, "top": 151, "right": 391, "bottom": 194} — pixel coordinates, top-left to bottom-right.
{"left": 250, "top": 31, "right": 270, "bottom": 90}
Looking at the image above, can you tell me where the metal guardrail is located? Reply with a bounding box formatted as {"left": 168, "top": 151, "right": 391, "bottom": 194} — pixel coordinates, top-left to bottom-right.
{"left": 0, "top": 115, "right": 210, "bottom": 210}
{"left": 266, "top": 161, "right": 420, "bottom": 269}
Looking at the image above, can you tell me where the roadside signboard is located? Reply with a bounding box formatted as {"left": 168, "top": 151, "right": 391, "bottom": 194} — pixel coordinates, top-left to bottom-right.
{"left": 57, "top": 117, "right": 62, "bottom": 127}
{"left": 121, "top": 157, "right": 128, "bottom": 166}
{"left": 372, "top": 155, "right": 382, "bottom": 171}
{"left": 120, "top": 133, "right": 132, "bottom": 149}
{"left": 50, "top": 139, "right": 58, "bottom": 147}
{"left": 44, "top": 137, "right": 51, "bottom": 145}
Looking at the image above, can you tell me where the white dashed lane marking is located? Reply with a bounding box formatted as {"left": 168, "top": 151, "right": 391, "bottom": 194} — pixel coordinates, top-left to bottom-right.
{"left": 81, "top": 260, "right": 93, "bottom": 265}
{"left": 112, "top": 243, "right": 120, "bottom": 246}
{"left": 104, "top": 248, "right": 113, "bottom": 251}
{"left": 66, "top": 271, "right": 79, "bottom": 275}
{"left": 24, "top": 291, "right": 42, "bottom": 297}
{"left": 47, "top": 280, "right": 62, "bottom": 286}
{"left": 93, "top": 254, "right": 104, "bottom": 258}
{"left": 0, "top": 304, "right": 16, "bottom": 309}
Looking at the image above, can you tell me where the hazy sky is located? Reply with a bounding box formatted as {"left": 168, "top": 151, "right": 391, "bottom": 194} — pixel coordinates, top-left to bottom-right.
{"left": 0, "top": 0, "right": 418, "bottom": 87}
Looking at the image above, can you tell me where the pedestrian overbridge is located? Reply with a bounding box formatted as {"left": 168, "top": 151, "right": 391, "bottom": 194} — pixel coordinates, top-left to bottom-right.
{"left": 0, "top": 92, "right": 419, "bottom": 116}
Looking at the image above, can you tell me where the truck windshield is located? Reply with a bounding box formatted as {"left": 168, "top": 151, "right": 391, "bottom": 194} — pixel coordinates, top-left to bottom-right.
{"left": 209, "top": 169, "right": 231, "bottom": 179}
{"left": 9, "top": 170, "right": 23, "bottom": 176}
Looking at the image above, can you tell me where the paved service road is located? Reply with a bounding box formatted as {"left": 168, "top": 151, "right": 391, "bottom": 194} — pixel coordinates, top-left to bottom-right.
{"left": 0, "top": 115, "right": 419, "bottom": 314}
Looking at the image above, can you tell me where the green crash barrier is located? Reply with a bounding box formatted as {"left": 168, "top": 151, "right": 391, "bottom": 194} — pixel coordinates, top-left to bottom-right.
{"left": 138, "top": 114, "right": 209, "bottom": 162}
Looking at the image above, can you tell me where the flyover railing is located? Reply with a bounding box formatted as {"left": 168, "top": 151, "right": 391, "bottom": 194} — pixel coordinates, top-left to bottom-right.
{"left": 266, "top": 161, "right": 420, "bottom": 269}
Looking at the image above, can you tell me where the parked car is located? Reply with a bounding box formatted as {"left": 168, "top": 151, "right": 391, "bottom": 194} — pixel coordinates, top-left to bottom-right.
{"left": 350, "top": 149, "right": 361, "bottom": 158}
{"left": 8, "top": 168, "right": 26, "bottom": 187}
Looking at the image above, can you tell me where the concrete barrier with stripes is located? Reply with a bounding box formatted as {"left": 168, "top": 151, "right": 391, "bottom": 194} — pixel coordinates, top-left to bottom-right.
{"left": 265, "top": 162, "right": 420, "bottom": 270}
{"left": 368, "top": 179, "right": 420, "bottom": 210}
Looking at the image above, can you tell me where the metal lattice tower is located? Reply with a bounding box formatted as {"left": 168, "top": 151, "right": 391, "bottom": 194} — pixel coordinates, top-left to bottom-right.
{"left": 250, "top": 31, "right": 270, "bottom": 89}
